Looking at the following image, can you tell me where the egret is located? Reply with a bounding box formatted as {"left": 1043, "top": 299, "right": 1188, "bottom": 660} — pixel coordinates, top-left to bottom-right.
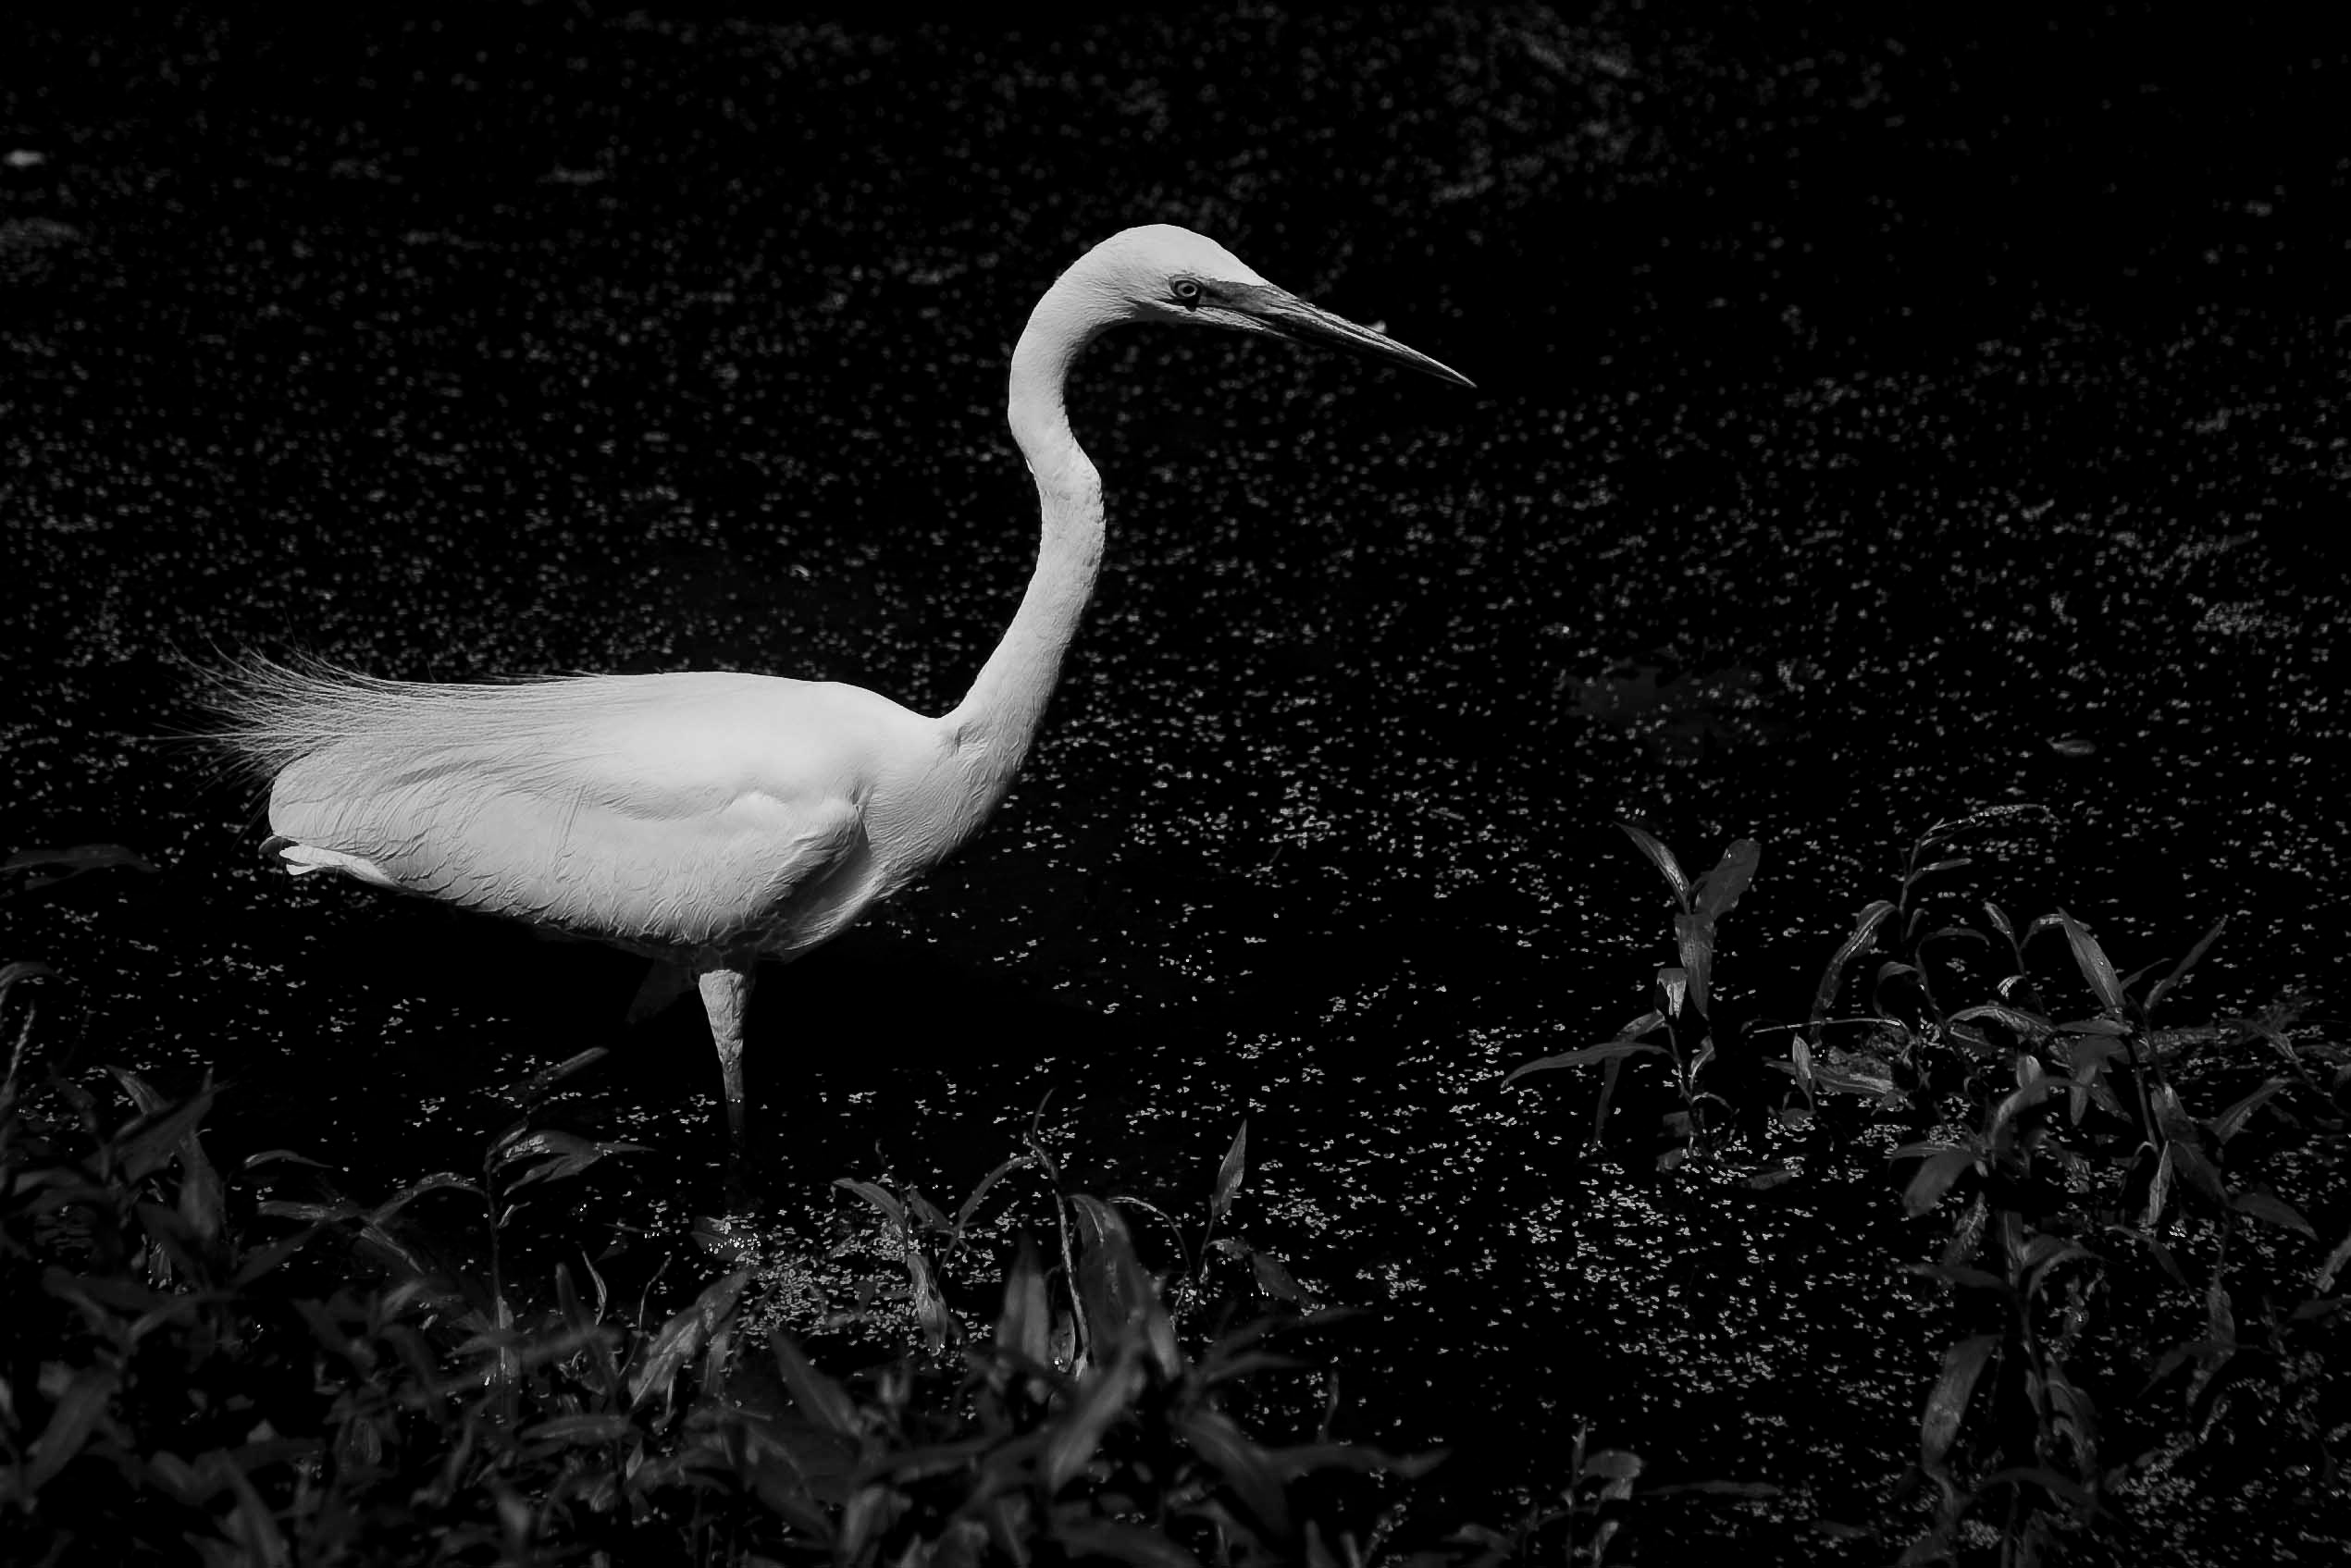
{"left": 217, "top": 224, "right": 1470, "bottom": 1150}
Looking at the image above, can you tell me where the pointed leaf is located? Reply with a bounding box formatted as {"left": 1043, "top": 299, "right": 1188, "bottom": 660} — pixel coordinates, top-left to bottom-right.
{"left": 1692, "top": 838, "right": 1761, "bottom": 923}
{"left": 1674, "top": 915, "right": 1714, "bottom": 1018}
{"left": 628, "top": 1270, "right": 747, "bottom": 1411}
{"left": 1901, "top": 855, "right": 1974, "bottom": 890}
{"left": 1812, "top": 901, "right": 1896, "bottom": 1026}
{"left": 772, "top": 1328, "right": 860, "bottom": 1436}
{"left": 2233, "top": 1191, "right": 2316, "bottom": 1239}
{"left": 1502, "top": 1040, "right": 1667, "bottom": 1085}
{"left": 1920, "top": 1336, "right": 1998, "bottom": 1470}
{"left": 1617, "top": 822, "right": 1690, "bottom": 909}
{"left": 953, "top": 1154, "right": 1025, "bottom": 1235}
{"left": 2146, "top": 915, "right": 2228, "bottom": 1015}
{"left": 1042, "top": 1357, "right": 1145, "bottom": 1491}
{"left": 2052, "top": 910, "right": 2127, "bottom": 1017}
{"left": 1903, "top": 1147, "right": 1976, "bottom": 1216}
{"left": 835, "top": 1178, "right": 907, "bottom": 1232}
{"left": 2315, "top": 1226, "right": 2351, "bottom": 1295}
{"left": 2210, "top": 1078, "right": 2290, "bottom": 1144}
{"left": 1212, "top": 1120, "right": 1248, "bottom": 1225}
{"left": 995, "top": 1235, "right": 1054, "bottom": 1366}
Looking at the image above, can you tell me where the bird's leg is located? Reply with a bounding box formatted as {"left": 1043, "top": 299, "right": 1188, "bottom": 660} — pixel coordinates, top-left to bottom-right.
{"left": 696, "top": 965, "right": 756, "bottom": 1153}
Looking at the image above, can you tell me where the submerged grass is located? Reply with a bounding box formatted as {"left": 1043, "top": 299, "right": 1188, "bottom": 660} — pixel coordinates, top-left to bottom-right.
{"left": 3, "top": 816, "right": 2345, "bottom": 1564}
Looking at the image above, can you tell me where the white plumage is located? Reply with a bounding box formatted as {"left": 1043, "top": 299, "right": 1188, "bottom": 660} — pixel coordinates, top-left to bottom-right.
{"left": 218, "top": 225, "right": 1470, "bottom": 1150}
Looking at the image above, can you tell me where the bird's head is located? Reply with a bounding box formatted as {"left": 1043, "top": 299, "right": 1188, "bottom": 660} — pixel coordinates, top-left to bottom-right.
{"left": 1064, "top": 223, "right": 1473, "bottom": 388}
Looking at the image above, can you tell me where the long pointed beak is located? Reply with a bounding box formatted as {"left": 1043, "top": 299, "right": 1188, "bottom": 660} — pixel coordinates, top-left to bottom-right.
{"left": 1227, "top": 283, "right": 1475, "bottom": 389}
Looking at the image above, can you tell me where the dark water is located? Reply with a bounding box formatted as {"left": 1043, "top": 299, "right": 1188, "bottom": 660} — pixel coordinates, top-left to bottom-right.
{"left": 6, "top": 3, "right": 2347, "bottom": 1558}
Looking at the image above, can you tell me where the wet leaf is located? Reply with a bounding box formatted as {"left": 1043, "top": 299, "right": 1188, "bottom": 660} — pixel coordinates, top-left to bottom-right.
{"left": 1903, "top": 855, "right": 1975, "bottom": 888}
{"left": 1053, "top": 1522, "right": 1205, "bottom": 1568}
{"left": 25, "top": 1366, "right": 116, "bottom": 1489}
{"left": 230, "top": 1229, "right": 316, "bottom": 1289}
{"left": 1812, "top": 900, "right": 1895, "bottom": 1026}
{"left": 628, "top": 1269, "right": 747, "bottom": 1412}
{"left": 2142, "top": 1143, "right": 2176, "bottom": 1228}
{"left": 2233, "top": 1191, "right": 2316, "bottom": 1239}
{"left": 2209, "top": 1078, "right": 2290, "bottom": 1144}
{"left": 1902, "top": 1147, "right": 1975, "bottom": 1216}
{"left": 1042, "top": 1356, "right": 1143, "bottom": 1492}
{"left": 524, "top": 1413, "right": 636, "bottom": 1446}
{"left": 835, "top": 1178, "right": 907, "bottom": 1232}
{"left": 503, "top": 1046, "right": 610, "bottom": 1110}
{"left": 1213, "top": 1120, "right": 1248, "bottom": 1225}
{"left": 953, "top": 1154, "right": 1025, "bottom": 1235}
{"left": 996, "top": 1235, "right": 1054, "bottom": 1367}
{"left": 1248, "top": 1249, "right": 1313, "bottom": 1307}
{"left": 1617, "top": 822, "right": 1690, "bottom": 908}
{"left": 1180, "top": 1408, "right": 1292, "bottom": 1537}
{"left": 118, "top": 1092, "right": 216, "bottom": 1185}
{"left": 1920, "top": 1336, "right": 1998, "bottom": 1470}
{"left": 772, "top": 1328, "right": 860, "bottom": 1436}
{"left": 502, "top": 1132, "right": 649, "bottom": 1190}
{"left": 0, "top": 842, "right": 157, "bottom": 898}
{"left": 1692, "top": 837, "right": 1760, "bottom": 922}
{"left": 2146, "top": 915, "right": 2228, "bottom": 1016}
{"left": 369, "top": 1172, "right": 481, "bottom": 1225}
{"left": 2315, "top": 1228, "right": 2351, "bottom": 1295}
{"left": 2168, "top": 1140, "right": 2228, "bottom": 1209}
{"left": 2050, "top": 910, "right": 2127, "bottom": 1017}
{"left": 1501, "top": 1040, "right": 1667, "bottom": 1085}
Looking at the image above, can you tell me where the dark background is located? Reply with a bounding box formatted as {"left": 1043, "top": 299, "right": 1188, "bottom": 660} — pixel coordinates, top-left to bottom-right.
{"left": 5, "top": 3, "right": 2346, "bottom": 1558}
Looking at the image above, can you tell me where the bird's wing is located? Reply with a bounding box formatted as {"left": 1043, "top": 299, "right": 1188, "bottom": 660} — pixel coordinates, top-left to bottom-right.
{"left": 263, "top": 673, "right": 903, "bottom": 949}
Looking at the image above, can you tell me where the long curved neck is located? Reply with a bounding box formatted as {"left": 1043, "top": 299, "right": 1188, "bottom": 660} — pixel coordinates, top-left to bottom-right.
{"left": 944, "top": 270, "right": 1113, "bottom": 786}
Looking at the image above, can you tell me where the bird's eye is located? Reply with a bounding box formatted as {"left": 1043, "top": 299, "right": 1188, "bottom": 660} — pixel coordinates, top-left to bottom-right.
{"left": 1169, "top": 278, "right": 1204, "bottom": 307}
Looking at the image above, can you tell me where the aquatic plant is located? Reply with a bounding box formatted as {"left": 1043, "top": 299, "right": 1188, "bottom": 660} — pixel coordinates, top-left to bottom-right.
{"left": 1503, "top": 825, "right": 1760, "bottom": 1168}
{"left": 0, "top": 966, "right": 1429, "bottom": 1565}
{"left": 1507, "top": 810, "right": 2349, "bottom": 1563}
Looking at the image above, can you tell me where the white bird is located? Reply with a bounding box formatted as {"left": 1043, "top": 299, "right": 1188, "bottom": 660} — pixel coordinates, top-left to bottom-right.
{"left": 217, "top": 224, "right": 1470, "bottom": 1151}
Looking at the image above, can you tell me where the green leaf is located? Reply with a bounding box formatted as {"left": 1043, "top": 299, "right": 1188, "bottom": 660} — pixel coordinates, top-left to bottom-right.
{"left": 1052, "top": 1523, "right": 1205, "bottom": 1568}
{"left": 118, "top": 1092, "right": 216, "bottom": 1185}
{"left": 835, "top": 1178, "right": 907, "bottom": 1232}
{"left": 2050, "top": 909, "right": 2127, "bottom": 1017}
{"left": 0, "top": 842, "right": 157, "bottom": 898}
{"left": 629, "top": 1270, "right": 747, "bottom": 1412}
{"left": 1903, "top": 1147, "right": 1975, "bottom": 1216}
{"left": 2233, "top": 1191, "right": 2316, "bottom": 1239}
{"left": 2210, "top": 1078, "right": 2291, "bottom": 1144}
{"left": 2315, "top": 1227, "right": 2351, "bottom": 1295}
{"left": 1674, "top": 915, "right": 1714, "bottom": 1018}
{"left": 995, "top": 1235, "right": 1055, "bottom": 1367}
{"left": 1692, "top": 838, "right": 1761, "bottom": 923}
{"left": 1902, "top": 854, "right": 1974, "bottom": 892}
{"left": 1042, "top": 1357, "right": 1144, "bottom": 1492}
{"left": 1503, "top": 1040, "right": 1668, "bottom": 1085}
{"left": 1617, "top": 822, "right": 1690, "bottom": 909}
{"left": 501, "top": 1132, "right": 649, "bottom": 1190}
{"left": 772, "top": 1328, "right": 861, "bottom": 1436}
{"left": 1920, "top": 1336, "right": 1999, "bottom": 1470}
{"left": 368, "top": 1172, "right": 481, "bottom": 1225}
{"left": 1212, "top": 1120, "right": 1248, "bottom": 1225}
{"left": 25, "top": 1367, "right": 117, "bottom": 1489}
{"left": 952, "top": 1154, "right": 1025, "bottom": 1236}
{"left": 524, "top": 1413, "right": 637, "bottom": 1446}
{"left": 1811, "top": 901, "right": 1895, "bottom": 1026}
{"left": 2146, "top": 915, "right": 2228, "bottom": 1016}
